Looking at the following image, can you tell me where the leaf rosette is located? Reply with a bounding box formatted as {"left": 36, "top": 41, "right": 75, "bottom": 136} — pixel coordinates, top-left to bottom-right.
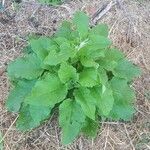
{"left": 6, "top": 11, "right": 141, "bottom": 145}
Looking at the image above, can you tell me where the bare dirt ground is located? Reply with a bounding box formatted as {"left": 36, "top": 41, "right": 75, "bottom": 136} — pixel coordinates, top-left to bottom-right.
{"left": 0, "top": 0, "right": 150, "bottom": 149}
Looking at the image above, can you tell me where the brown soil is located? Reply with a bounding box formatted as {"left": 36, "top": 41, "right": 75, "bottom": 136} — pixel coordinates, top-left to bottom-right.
{"left": 0, "top": 0, "right": 150, "bottom": 149}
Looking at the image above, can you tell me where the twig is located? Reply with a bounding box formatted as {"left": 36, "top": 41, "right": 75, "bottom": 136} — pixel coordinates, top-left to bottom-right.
{"left": 0, "top": 116, "right": 19, "bottom": 143}
{"left": 108, "top": 141, "right": 115, "bottom": 150}
{"left": 104, "top": 125, "right": 110, "bottom": 150}
{"left": 123, "top": 124, "right": 135, "bottom": 150}
{"left": 91, "top": 0, "right": 117, "bottom": 25}
{"left": 100, "top": 121, "right": 124, "bottom": 125}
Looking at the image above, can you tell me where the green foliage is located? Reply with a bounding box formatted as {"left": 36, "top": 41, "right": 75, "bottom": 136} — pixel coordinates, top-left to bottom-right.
{"left": 74, "top": 87, "right": 96, "bottom": 120}
{"left": 6, "top": 80, "right": 36, "bottom": 112}
{"left": 7, "top": 54, "right": 43, "bottom": 80}
{"left": 16, "top": 104, "right": 51, "bottom": 130}
{"left": 79, "top": 68, "right": 99, "bottom": 87}
{"left": 6, "top": 11, "right": 141, "bottom": 145}
{"left": 25, "top": 73, "right": 67, "bottom": 107}
{"left": 73, "top": 11, "right": 89, "bottom": 39}
{"left": 109, "top": 77, "right": 136, "bottom": 120}
{"left": 58, "top": 62, "right": 79, "bottom": 84}
{"left": 38, "top": 0, "right": 62, "bottom": 5}
{"left": 59, "top": 99, "right": 85, "bottom": 144}
{"left": 82, "top": 117, "right": 99, "bottom": 138}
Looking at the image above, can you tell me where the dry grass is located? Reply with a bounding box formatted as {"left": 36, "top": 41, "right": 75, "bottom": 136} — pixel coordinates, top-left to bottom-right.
{"left": 0, "top": 0, "right": 150, "bottom": 149}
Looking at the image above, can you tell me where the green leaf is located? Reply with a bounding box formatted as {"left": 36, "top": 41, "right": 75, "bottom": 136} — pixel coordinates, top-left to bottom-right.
{"left": 110, "top": 77, "right": 135, "bottom": 103}
{"left": 58, "top": 62, "right": 78, "bottom": 84}
{"left": 25, "top": 73, "right": 67, "bottom": 107}
{"left": 7, "top": 54, "right": 43, "bottom": 80}
{"left": 98, "top": 48, "right": 124, "bottom": 71}
{"left": 59, "top": 42, "right": 75, "bottom": 58}
{"left": 109, "top": 77, "right": 135, "bottom": 120}
{"left": 59, "top": 99, "right": 85, "bottom": 145}
{"left": 78, "top": 45, "right": 105, "bottom": 60}
{"left": 55, "top": 23, "right": 79, "bottom": 43}
{"left": 79, "top": 68, "right": 99, "bottom": 87}
{"left": 88, "top": 35, "right": 111, "bottom": 50}
{"left": 38, "top": 0, "right": 62, "bottom": 5}
{"left": 98, "top": 67, "right": 108, "bottom": 85}
{"left": 73, "top": 11, "right": 89, "bottom": 39}
{"left": 90, "top": 85, "right": 114, "bottom": 116}
{"left": 82, "top": 117, "right": 99, "bottom": 138}
{"left": 109, "top": 104, "right": 135, "bottom": 121}
{"left": 16, "top": 104, "right": 51, "bottom": 131}
{"left": 99, "top": 86, "right": 114, "bottom": 116}
{"left": 80, "top": 56, "right": 99, "bottom": 69}
{"left": 30, "top": 37, "right": 54, "bottom": 60}
{"left": 74, "top": 85, "right": 113, "bottom": 118}
{"left": 29, "top": 105, "right": 51, "bottom": 124}
{"left": 6, "top": 80, "right": 36, "bottom": 112}
{"left": 55, "top": 21, "right": 72, "bottom": 40}
{"left": 43, "top": 49, "right": 59, "bottom": 66}
{"left": 44, "top": 42, "right": 74, "bottom": 66}
{"left": 22, "top": 45, "right": 33, "bottom": 54}
{"left": 54, "top": 37, "right": 69, "bottom": 45}
{"left": 74, "top": 87, "right": 96, "bottom": 120}
{"left": 113, "top": 59, "right": 141, "bottom": 81}
{"left": 78, "top": 36, "right": 111, "bottom": 60}
{"left": 90, "top": 24, "right": 108, "bottom": 37}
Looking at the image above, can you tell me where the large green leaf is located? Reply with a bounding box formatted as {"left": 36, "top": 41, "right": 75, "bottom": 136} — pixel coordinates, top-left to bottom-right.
{"left": 82, "top": 117, "right": 99, "bottom": 138}
{"left": 16, "top": 105, "right": 36, "bottom": 131}
{"left": 6, "top": 80, "right": 36, "bottom": 112}
{"left": 55, "top": 21, "right": 72, "bottom": 40}
{"left": 78, "top": 44, "right": 105, "bottom": 59}
{"left": 90, "top": 24, "right": 108, "bottom": 37}
{"left": 43, "top": 49, "right": 60, "bottom": 66}
{"left": 44, "top": 42, "right": 74, "bottom": 66}
{"left": 99, "top": 86, "right": 114, "bottom": 116}
{"left": 74, "top": 87, "right": 96, "bottom": 120}
{"left": 109, "top": 104, "right": 135, "bottom": 121}
{"left": 7, "top": 54, "right": 43, "bottom": 80}
{"left": 88, "top": 35, "right": 111, "bottom": 50}
{"left": 59, "top": 99, "right": 85, "bottom": 145}
{"left": 29, "top": 105, "right": 51, "bottom": 124}
{"left": 110, "top": 77, "right": 135, "bottom": 103}
{"left": 109, "top": 77, "right": 135, "bottom": 120}
{"left": 79, "top": 68, "right": 99, "bottom": 87}
{"left": 113, "top": 59, "right": 141, "bottom": 81}
{"left": 30, "top": 37, "right": 55, "bottom": 60}
{"left": 80, "top": 56, "right": 99, "bottom": 69}
{"left": 90, "top": 85, "right": 114, "bottom": 116}
{"left": 98, "top": 48, "right": 124, "bottom": 71}
{"left": 78, "top": 36, "right": 111, "bottom": 60}
{"left": 16, "top": 104, "right": 51, "bottom": 131}
{"left": 73, "top": 11, "right": 89, "bottom": 39}
{"left": 25, "top": 73, "right": 67, "bottom": 107}
{"left": 58, "top": 62, "right": 78, "bottom": 84}
{"left": 74, "top": 85, "right": 114, "bottom": 118}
